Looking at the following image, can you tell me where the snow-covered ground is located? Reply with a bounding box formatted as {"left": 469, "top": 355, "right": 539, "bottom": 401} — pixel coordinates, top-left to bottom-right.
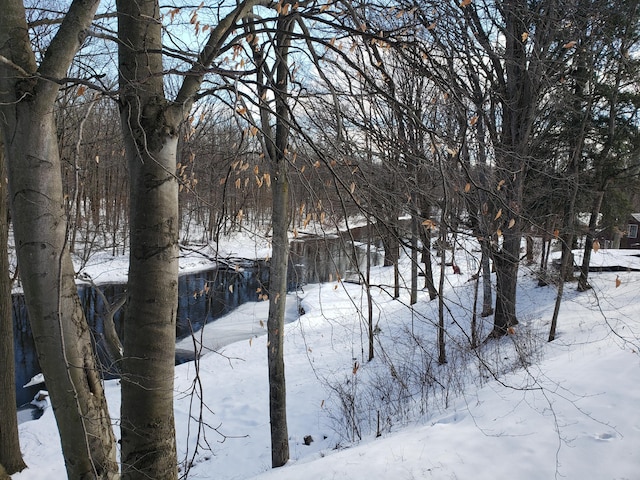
{"left": 12, "top": 235, "right": 640, "bottom": 480}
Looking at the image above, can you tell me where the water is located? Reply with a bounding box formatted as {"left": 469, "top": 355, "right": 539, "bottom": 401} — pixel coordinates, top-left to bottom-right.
{"left": 13, "top": 235, "right": 382, "bottom": 409}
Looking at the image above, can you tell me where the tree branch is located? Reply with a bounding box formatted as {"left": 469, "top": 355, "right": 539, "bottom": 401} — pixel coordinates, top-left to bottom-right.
{"left": 170, "top": 0, "right": 271, "bottom": 122}
{"left": 0, "top": 54, "right": 30, "bottom": 77}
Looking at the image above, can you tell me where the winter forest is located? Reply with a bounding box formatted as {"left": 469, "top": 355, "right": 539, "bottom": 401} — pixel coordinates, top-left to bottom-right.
{"left": 1, "top": 1, "right": 639, "bottom": 479}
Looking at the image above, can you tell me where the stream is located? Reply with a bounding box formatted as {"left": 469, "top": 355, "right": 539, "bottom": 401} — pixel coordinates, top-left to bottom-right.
{"left": 13, "top": 233, "right": 382, "bottom": 417}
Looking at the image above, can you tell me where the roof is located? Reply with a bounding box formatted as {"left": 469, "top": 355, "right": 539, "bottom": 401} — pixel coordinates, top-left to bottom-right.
{"left": 631, "top": 213, "right": 640, "bottom": 223}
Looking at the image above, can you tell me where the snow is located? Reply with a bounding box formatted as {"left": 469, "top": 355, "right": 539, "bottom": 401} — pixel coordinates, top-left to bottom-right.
{"left": 570, "top": 247, "right": 640, "bottom": 270}
{"left": 29, "top": 392, "right": 49, "bottom": 411}
{"left": 22, "top": 374, "right": 45, "bottom": 388}
{"left": 12, "top": 238, "right": 640, "bottom": 480}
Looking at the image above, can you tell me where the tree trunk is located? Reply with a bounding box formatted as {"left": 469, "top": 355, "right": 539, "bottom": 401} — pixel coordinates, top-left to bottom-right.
{"left": 116, "top": 0, "right": 261, "bottom": 474}
{"left": 366, "top": 216, "right": 374, "bottom": 361}
{"left": 612, "top": 228, "right": 622, "bottom": 249}
{"left": 479, "top": 238, "right": 494, "bottom": 317}
{"left": 548, "top": 238, "right": 572, "bottom": 342}
{"left": 8, "top": 102, "right": 118, "bottom": 480}
{"left": 421, "top": 227, "right": 437, "bottom": 300}
{"left": 525, "top": 235, "right": 534, "bottom": 264}
{"left": 470, "top": 108, "right": 493, "bottom": 317}
{"left": 488, "top": 0, "right": 532, "bottom": 338}
{"left": 577, "top": 190, "right": 605, "bottom": 291}
{"left": 117, "top": 1, "right": 179, "bottom": 477}
{"left": 381, "top": 226, "right": 398, "bottom": 267}
{"left": 419, "top": 200, "right": 437, "bottom": 300}
{"left": 470, "top": 263, "right": 481, "bottom": 349}
{"left": 0, "top": 2, "right": 119, "bottom": 478}
{"left": 381, "top": 226, "right": 401, "bottom": 297}
{"left": 490, "top": 225, "right": 521, "bottom": 337}
{"left": 550, "top": 225, "right": 577, "bottom": 342}
{"left": 119, "top": 133, "right": 179, "bottom": 479}
{"left": 267, "top": 154, "right": 291, "bottom": 467}
{"left": 262, "top": 16, "right": 294, "bottom": 469}
{"left": 538, "top": 218, "right": 554, "bottom": 286}
{"left": 437, "top": 221, "right": 447, "bottom": 365}
{"left": 410, "top": 214, "right": 418, "bottom": 305}
{"left": 0, "top": 135, "right": 26, "bottom": 475}
{"left": 549, "top": 204, "right": 578, "bottom": 342}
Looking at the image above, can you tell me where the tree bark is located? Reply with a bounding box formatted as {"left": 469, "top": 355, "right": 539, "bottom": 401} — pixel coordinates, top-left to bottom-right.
{"left": 267, "top": 152, "right": 291, "bottom": 468}
{"left": 0, "top": 134, "right": 26, "bottom": 475}
{"left": 421, "top": 227, "right": 437, "bottom": 300}
{"left": 410, "top": 214, "right": 419, "bottom": 305}
{"left": 550, "top": 197, "right": 578, "bottom": 342}
{"left": 437, "top": 222, "right": 447, "bottom": 364}
{"left": 419, "top": 200, "right": 437, "bottom": 300}
{"left": 436, "top": 153, "right": 450, "bottom": 362}
{"left": 491, "top": 225, "right": 521, "bottom": 336}
{"left": 470, "top": 109, "right": 493, "bottom": 317}
{"left": 479, "top": 239, "right": 494, "bottom": 317}
{"left": 0, "top": 2, "right": 119, "bottom": 478}
{"left": 381, "top": 225, "right": 401, "bottom": 297}
{"left": 470, "top": 263, "right": 481, "bottom": 349}
{"left": 487, "top": 0, "right": 533, "bottom": 337}
{"left": 260, "top": 15, "right": 294, "bottom": 469}
{"left": 119, "top": 132, "right": 179, "bottom": 479}
{"left": 117, "top": 1, "right": 179, "bottom": 477}
{"left": 116, "top": 0, "right": 262, "bottom": 475}
{"left": 577, "top": 192, "right": 605, "bottom": 291}
{"left": 366, "top": 216, "right": 374, "bottom": 361}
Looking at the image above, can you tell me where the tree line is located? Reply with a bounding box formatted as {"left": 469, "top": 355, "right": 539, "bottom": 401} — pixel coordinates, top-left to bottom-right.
{"left": 1, "top": 0, "right": 638, "bottom": 478}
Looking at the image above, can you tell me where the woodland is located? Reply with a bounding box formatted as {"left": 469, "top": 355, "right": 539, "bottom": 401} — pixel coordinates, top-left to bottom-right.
{"left": 0, "top": 0, "right": 639, "bottom": 479}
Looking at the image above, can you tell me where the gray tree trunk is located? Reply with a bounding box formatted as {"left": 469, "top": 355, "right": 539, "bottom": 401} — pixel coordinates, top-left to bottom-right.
{"left": 410, "top": 214, "right": 419, "bottom": 305}
{"left": 421, "top": 226, "right": 437, "bottom": 300}
{"left": 471, "top": 114, "right": 493, "bottom": 317}
{"left": 117, "top": 2, "right": 179, "bottom": 477}
{"left": 480, "top": 239, "right": 494, "bottom": 317}
{"left": 612, "top": 229, "right": 622, "bottom": 249}
{"left": 0, "top": 135, "right": 26, "bottom": 475}
{"left": 267, "top": 151, "right": 291, "bottom": 467}
{"left": 419, "top": 200, "right": 437, "bottom": 300}
{"left": 578, "top": 193, "right": 605, "bottom": 292}
{"left": 258, "top": 16, "right": 294, "bottom": 468}
{"left": 488, "top": 0, "right": 534, "bottom": 337}
{"left": 437, "top": 223, "right": 447, "bottom": 364}
{"left": 0, "top": 2, "right": 119, "bottom": 478}
{"left": 116, "top": 0, "right": 262, "bottom": 476}
{"left": 119, "top": 131, "right": 180, "bottom": 479}
{"left": 550, "top": 189, "right": 579, "bottom": 342}
{"left": 491, "top": 222, "right": 521, "bottom": 336}
{"left": 366, "top": 216, "right": 374, "bottom": 361}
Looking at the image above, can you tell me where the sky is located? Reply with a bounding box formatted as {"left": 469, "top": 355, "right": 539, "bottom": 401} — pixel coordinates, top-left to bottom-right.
{"left": 11, "top": 231, "right": 640, "bottom": 480}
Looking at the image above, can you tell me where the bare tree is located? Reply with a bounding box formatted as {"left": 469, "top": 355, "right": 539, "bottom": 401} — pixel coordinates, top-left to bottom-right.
{"left": 0, "top": 135, "right": 26, "bottom": 475}
{"left": 115, "top": 1, "right": 264, "bottom": 476}
{"left": 399, "top": 0, "right": 579, "bottom": 338}
{"left": 0, "top": 2, "right": 119, "bottom": 477}
{"left": 116, "top": 3, "right": 181, "bottom": 475}
{"left": 243, "top": 10, "right": 297, "bottom": 467}
{"left": 577, "top": 0, "right": 640, "bottom": 291}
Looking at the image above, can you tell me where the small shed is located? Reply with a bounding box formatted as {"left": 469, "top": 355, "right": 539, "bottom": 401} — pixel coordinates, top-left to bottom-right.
{"left": 620, "top": 213, "right": 640, "bottom": 249}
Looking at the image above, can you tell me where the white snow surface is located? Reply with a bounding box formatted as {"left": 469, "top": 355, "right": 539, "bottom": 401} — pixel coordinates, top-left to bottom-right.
{"left": 12, "top": 234, "right": 640, "bottom": 480}
{"left": 22, "top": 374, "right": 45, "bottom": 389}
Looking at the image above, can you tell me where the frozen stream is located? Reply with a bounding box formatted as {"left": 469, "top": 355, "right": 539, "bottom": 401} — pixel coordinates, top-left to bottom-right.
{"left": 14, "top": 234, "right": 383, "bottom": 412}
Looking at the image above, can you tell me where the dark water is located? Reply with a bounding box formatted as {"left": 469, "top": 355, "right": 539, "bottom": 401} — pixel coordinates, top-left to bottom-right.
{"left": 13, "top": 261, "right": 269, "bottom": 408}
{"left": 13, "top": 236, "right": 382, "bottom": 409}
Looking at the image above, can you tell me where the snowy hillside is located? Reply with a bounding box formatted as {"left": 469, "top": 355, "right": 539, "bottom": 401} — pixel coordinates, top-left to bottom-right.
{"left": 13, "top": 243, "right": 640, "bottom": 480}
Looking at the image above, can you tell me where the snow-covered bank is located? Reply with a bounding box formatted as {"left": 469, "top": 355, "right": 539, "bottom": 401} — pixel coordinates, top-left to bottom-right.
{"left": 13, "top": 246, "right": 640, "bottom": 480}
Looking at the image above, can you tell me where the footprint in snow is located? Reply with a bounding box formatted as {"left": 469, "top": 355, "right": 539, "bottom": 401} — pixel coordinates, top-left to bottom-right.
{"left": 592, "top": 431, "right": 617, "bottom": 441}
